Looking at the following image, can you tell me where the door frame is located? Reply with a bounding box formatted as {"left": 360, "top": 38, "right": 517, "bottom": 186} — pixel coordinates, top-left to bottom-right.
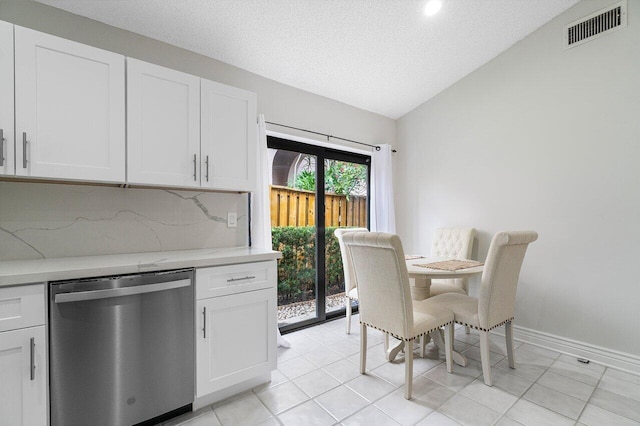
{"left": 267, "top": 135, "right": 371, "bottom": 333}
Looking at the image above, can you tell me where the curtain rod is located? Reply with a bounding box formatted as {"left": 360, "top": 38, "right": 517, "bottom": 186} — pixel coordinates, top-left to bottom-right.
{"left": 265, "top": 121, "right": 396, "bottom": 152}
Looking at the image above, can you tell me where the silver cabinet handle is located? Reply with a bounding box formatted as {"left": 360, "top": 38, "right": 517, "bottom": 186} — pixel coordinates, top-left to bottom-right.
{"left": 54, "top": 279, "right": 191, "bottom": 303}
{"left": 30, "top": 337, "right": 35, "bottom": 381}
{"left": 205, "top": 155, "right": 209, "bottom": 182}
{"left": 22, "top": 132, "right": 28, "bottom": 168}
{"left": 227, "top": 276, "right": 256, "bottom": 283}
{"left": 202, "top": 307, "right": 207, "bottom": 339}
{"left": 0, "top": 128, "right": 4, "bottom": 167}
{"left": 193, "top": 154, "right": 197, "bottom": 181}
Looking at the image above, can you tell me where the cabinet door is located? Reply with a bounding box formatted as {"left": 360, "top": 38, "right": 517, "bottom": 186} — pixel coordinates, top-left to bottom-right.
{"left": 0, "top": 326, "right": 47, "bottom": 426}
{"left": 14, "top": 26, "right": 125, "bottom": 182}
{"left": 127, "top": 58, "right": 200, "bottom": 187}
{"left": 0, "top": 21, "right": 14, "bottom": 176}
{"left": 201, "top": 79, "right": 256, "bottom": 191}
{"left": 196, "top": 288, "right": 276, "bottom": 397}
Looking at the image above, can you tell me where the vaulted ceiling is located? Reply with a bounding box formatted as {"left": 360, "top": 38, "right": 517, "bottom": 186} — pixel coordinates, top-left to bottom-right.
{"left": 36, "top": 0, "right": 580, "bottom": 119}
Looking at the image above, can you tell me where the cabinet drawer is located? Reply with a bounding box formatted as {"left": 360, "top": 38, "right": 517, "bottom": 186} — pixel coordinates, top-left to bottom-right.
{"left": 0, "top": 284, "right": 45, "bottom": 332}
{"left": 196, "top": 261, "right": 276, "bottom": 299}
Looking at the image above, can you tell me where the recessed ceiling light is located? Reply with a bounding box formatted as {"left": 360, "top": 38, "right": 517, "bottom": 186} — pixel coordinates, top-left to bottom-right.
{"left": 424, "top": 0, "right": 442, "bottom": 16}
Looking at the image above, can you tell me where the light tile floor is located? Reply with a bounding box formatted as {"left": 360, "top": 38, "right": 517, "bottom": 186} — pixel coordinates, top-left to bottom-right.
{"left": 164, "top": 315, "right": 640, "bottom": 426}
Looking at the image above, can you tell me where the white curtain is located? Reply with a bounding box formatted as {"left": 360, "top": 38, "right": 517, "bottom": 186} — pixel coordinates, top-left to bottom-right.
{"left": 370, "top": 144, "right": 396, "bottom": 233}
{"left": 253, "top": 114, "right": 290, "bottom": 348}
{"left": 251, "top": 114, "right": 272, "bottom": 249}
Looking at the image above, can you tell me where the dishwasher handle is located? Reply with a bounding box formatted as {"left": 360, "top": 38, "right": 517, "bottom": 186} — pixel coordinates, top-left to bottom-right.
{"left": 54, "top": 279, "right": 191, "bottom": 303}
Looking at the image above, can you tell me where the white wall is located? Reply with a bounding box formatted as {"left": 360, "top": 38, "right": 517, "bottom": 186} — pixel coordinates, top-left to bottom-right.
{"left": 396, "top": 0, "right": 640, "bottom": 359}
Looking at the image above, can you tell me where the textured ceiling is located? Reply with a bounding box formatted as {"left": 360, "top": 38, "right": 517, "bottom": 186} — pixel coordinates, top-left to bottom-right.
{"left": 35, "top": 0, "right": 580, "bottom": 119}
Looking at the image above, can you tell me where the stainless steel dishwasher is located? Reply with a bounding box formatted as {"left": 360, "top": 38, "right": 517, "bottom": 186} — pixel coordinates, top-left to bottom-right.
{"left": 49, "top": 269, "right": 194, "bottom": 426}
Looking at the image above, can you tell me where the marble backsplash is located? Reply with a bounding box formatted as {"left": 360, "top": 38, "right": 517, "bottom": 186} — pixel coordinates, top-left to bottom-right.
{"left": 0, "top": 181, "right": 249, "bottom": 261}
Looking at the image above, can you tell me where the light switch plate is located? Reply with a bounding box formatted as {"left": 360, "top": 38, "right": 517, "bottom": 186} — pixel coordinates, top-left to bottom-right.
{"left": 227, "top": 212, "right": 237, "bottom": 228}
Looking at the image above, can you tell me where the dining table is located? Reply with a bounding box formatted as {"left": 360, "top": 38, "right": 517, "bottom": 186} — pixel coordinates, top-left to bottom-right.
{"left": 405, "top": 256, "right": 484, "bottom": 302}
{"left": 385, "top": 257, "right": 484, "bottom": 366}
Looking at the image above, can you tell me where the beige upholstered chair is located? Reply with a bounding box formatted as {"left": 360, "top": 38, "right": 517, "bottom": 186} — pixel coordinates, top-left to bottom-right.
{"left": 429, "top": 227, "right": 476, "bottom": 297}
{"left": 342, "top": 231, "right": 454, "bottom": 399}
{"left": 334, "top": 227, "right": 369, "bottom": 334}
{"left": 429, "top": 231, "right": 538, "bottom": 386}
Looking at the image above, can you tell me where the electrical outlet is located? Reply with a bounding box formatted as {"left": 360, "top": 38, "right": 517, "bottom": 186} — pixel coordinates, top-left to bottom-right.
{"left": 227, "top": 212, "right": 237, "bottom": 228}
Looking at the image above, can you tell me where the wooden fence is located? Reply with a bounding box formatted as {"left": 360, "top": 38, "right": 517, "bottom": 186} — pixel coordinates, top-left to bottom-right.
{"left": 270, "top": 185, "right": 367, "bottom": 227}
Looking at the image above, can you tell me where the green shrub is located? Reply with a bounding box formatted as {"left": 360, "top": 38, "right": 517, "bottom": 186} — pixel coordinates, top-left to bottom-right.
{"left": 324, "top": 228, "right": 344, "bottom": 295}
{"left": 271, "top": 226, "right": 346, "bottom": 304}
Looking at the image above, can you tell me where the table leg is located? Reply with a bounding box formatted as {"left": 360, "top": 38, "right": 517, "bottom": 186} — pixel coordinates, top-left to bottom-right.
{"left": 430, "top": 328, "right": 468, "bottom": 367}
{"left": 386, "top": 340, "right": 404, "bottom": 362}
{"left": 410, "top": 277, "right": 431, "bottom": 301}
{"left": 397, "top": 275, "right": 469, "bottom": 366}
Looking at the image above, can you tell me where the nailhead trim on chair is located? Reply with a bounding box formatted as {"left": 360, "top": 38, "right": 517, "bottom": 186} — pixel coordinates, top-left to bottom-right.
{"left": 454, "top": 318, "right": 514, "bottom": 332}
{"left": 359, "top": 320, "right": 454, "bottom": 342}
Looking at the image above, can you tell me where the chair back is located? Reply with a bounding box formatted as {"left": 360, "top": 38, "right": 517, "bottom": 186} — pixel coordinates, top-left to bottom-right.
{"left": 334, "top": 228, "right": 369, "bottom": 294}
{"left": 431, "top": 227, "right": 476, "bottom": 258}
{"left": 342, "top": 232, "right": 413, "bottom": 339}
{"left": 478, "top": 231, "right": 538, "bottom": 329}
{"left": 431, "top": 227, "right": 476, "bottom": 289}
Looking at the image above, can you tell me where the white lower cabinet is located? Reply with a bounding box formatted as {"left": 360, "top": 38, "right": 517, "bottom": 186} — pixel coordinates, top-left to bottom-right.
{"left": 0, "top": 283, "right": 47, "bottom": 426}
{"left": 195, "top": 261, "right": 277, "bottom": 398}
{"left": 0, "top": 327, "right": 47, "bottom": 426}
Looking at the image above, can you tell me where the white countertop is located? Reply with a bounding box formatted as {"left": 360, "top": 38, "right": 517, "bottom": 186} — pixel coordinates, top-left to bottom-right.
{"left": 0, "top": 247, "right": 281, "bottom": 287}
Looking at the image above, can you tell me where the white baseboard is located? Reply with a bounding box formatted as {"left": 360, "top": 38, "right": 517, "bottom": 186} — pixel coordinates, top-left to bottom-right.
{"left": 500, "top": 325, "right": 640, "bottom": 375}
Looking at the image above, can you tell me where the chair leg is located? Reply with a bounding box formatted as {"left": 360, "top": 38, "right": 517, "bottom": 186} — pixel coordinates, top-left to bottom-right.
{"left": 419, "top": 335, "right": 425, "bottom": 358}
{"left": 404, "top": 340, "right": 413, "bottom": 399}
{"left": 383, "top": 332, "right": 389, "bottom": 352}
{"left": 346, "top": 296, "right": 352, "bottom": 334}
{"left": 360, "top": 323, "right": 367, "bottom": 374}
{"left": 505, "top": 321, "right": 515, "bottom": 369}
{"left": 444, "top": 324, "right": 453, "bottom": 373}
{"left": 480, "top": 331, "right": 492, "bottom": 386}
{"left": 463, "top": 283, "right": 471, "bottom": 335}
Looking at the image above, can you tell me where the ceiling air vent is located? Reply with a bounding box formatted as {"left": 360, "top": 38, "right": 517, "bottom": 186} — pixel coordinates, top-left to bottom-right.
{"left": 564, "top": 0, "right": 627, "bottom": 49}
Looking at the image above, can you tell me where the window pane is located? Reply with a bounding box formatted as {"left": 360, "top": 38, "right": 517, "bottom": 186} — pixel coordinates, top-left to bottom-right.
{"left": 270, "top": 149, "right": 318, "bottom": 327}
{"left": 324, "top": 159, "right": 368, "bottom": 315}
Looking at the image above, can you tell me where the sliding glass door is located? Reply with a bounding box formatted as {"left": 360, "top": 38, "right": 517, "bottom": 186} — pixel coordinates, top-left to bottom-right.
{"left": 268, "top": 136, "right": 370, "bottom": 332}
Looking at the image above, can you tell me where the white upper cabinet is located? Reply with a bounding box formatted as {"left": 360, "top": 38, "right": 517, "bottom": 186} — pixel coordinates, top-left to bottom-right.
{"left": 14, "top": 26, "right": 125, "bottom": 182}
{"left": 6, "top": 23, "right": 256, "bottom": 190}
{"left": 0, "top": 21, "right": 14, "bottom": 176}
{"left": 127, "top": 58, "right": 201, "bottom": 187}
{"left": 201, "top": 80, "right": 257, "bottom": 192}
